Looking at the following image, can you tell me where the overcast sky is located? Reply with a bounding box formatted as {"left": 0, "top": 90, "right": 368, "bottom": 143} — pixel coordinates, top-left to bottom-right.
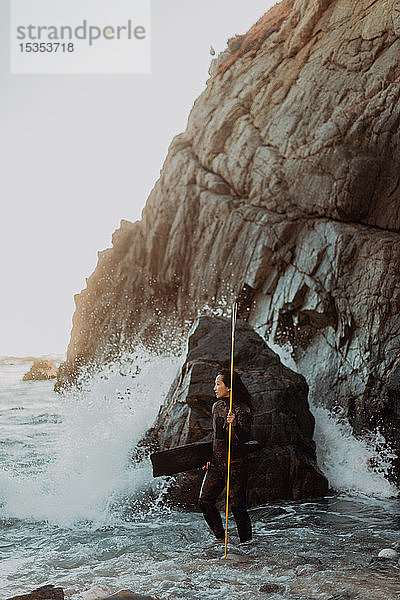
{"left": 0, "top": 0, "right": 276, "bottom": 357}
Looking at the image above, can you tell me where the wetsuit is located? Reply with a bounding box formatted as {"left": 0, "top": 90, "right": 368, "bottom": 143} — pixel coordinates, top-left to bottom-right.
{"left": 198, "top": 396, "right": 253, "bottom": 543}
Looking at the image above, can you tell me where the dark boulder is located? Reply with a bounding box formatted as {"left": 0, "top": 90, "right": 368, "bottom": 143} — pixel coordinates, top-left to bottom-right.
{"left": 139, "top": 316, "right": 328, "bottom": 507}
{"left": 259, "top": 582, "right": 286, "bottom": 594}
{"left": 6, "top": 585, "right": 64, "bottom": 600}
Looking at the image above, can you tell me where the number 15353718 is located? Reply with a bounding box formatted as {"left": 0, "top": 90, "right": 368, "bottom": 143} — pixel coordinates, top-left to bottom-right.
{"left": 19, "top": 42, "right": 75, "bottom": 52}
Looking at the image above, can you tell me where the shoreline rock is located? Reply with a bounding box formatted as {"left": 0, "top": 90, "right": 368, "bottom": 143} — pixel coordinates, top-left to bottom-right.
{"left": 6, "top": 585, "right": 64, "bottom": 600}
{"left": 137, "top": 316, "right": 328, "bottom": 507}
{"left": 23, "top": 359, "right": 59, "bottom": 381}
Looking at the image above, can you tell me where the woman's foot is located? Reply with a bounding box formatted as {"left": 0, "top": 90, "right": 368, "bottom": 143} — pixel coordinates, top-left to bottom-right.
{"left": 238, "top": 538, "right": 253, "bottom": 546}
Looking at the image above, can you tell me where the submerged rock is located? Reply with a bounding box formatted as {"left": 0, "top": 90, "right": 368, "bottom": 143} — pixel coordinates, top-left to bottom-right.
{"left": 250, "top": 506, "right": 288, "bottom": 520}
{"left": 103, "top": 592, "right": 157, "bottom": 600}
{"left": 139, "top": 316, "right": 328, "bottom": 506}
{"left": 289, "top": 555, "right": 324, "bottom": 575}
{"left": 259, "top": 582, "right": 286, "bottom": 594}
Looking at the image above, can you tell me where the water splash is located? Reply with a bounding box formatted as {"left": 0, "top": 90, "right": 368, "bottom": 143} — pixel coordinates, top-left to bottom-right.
{"left": 312, "top": 405, "right": 398, "bottom": 498}
{"left": 0, "top": 347, "right": 182, "bottom": 526}
{"left": 268, "top": 340, "right": 398, "bottom": 499}
{"left": 198, "top": 295, "right": 233, "bottom": 318}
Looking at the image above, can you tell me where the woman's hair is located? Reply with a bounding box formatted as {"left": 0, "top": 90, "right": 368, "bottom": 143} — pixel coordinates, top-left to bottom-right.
{"left": 216, "top": 369, "right": 253, "bottom": 410}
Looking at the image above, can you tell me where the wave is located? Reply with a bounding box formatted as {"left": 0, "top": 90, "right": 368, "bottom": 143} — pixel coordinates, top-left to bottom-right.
{"left": 0, "top": 347, "right": 183, "bottom": 527}
{"left": 0, "top": 338, "right": 397, "bottom": 530}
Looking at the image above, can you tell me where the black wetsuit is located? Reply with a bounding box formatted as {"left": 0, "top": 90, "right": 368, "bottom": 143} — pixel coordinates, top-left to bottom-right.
{"left": 198, "top": 396, "right": 253, "bottom": 543}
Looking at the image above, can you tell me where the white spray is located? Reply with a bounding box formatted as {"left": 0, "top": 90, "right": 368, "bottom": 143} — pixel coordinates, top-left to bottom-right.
{"left": 0, "top": 348, "right": 183, "bottom": 526}
{"left": 268, "top": 341, "right": 398, "bottom": 499}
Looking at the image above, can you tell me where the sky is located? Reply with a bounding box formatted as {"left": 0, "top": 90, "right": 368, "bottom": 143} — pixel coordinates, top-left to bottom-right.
{"left": 0, "top": 0, "right": 277, "bottom": 357}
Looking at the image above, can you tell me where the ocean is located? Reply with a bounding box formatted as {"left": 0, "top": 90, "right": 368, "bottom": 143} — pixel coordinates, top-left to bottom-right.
{"left": 0, "top": 350, "right": 399, "bottom": 600}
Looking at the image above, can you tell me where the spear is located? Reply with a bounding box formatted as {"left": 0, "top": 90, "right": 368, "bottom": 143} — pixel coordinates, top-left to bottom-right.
{"left": 224, "top": 301, "right": 238, "bottom": 558}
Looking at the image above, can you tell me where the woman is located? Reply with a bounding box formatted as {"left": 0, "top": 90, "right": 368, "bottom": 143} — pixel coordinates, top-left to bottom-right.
{"left": 198, "top": 369, "right": 253, "bottom": 544}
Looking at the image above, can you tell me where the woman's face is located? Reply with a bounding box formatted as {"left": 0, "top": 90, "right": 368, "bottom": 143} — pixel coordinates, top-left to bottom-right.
{"left": 214, "top": 375, "right": 230, "bottom": 399}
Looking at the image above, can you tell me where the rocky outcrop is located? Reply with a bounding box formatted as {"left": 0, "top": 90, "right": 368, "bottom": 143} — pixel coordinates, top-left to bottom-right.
{"left": 138, "top": 316, "right": 328, "bottom": 507}
{"left": 57, "top": 0, "right": 400, "bottom": 482}
{"left": 6, "top": 585, "right": 64, "bottom": 600}
{"left": 0, "top": 356, "right": 36, "bottom": 365}
{"left": 23, "top": 359, "right": 58, "bottom": 381}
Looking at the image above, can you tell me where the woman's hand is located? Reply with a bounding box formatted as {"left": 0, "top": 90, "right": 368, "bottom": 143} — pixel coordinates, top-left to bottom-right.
{"left": 226, "top": 411, "right": 236, "bottom": 425}
{"left": 202, "top": 461, "right": 211, "bottom": 470}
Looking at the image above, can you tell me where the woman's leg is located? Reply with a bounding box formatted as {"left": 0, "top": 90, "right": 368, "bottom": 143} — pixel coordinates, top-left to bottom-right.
{"left": 230, "top": 459, "right": 252, "bottom": 543}
{"left": 198, "top": 464, "right": 225, "bottom": 539}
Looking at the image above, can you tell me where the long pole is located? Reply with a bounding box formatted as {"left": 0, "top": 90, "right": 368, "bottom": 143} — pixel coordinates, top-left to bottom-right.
{"left": 224, "top": 301, "right": 238, "bottom": 558}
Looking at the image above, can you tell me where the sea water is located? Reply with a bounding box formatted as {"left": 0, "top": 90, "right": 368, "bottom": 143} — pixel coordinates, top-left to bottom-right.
{"left": 0, "top": 351, "right": 399, "bottom": 600}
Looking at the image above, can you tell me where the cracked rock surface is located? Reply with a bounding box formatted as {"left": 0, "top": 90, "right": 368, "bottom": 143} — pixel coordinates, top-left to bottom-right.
{"left": 57, "top": 0, "right": 400, "bottom": 482}
{"left": 139, "top": 316, "right": 328, "bottom": 506}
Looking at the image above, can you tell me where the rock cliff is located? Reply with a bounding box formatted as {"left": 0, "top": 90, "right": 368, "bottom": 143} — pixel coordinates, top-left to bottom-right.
{"left": 57, "top": 0, "right": 400, "bottom": 482}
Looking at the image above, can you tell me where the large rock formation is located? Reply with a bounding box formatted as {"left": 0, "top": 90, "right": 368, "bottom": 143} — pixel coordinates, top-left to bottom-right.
{"left": 138, "top": 316, "right": 328, "bottom": 507}
{"left": 23, "top": 359, "right": 58, "bottom": 381}
{"left": 57, "top": 0, "right": 400, "bottom": 482}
